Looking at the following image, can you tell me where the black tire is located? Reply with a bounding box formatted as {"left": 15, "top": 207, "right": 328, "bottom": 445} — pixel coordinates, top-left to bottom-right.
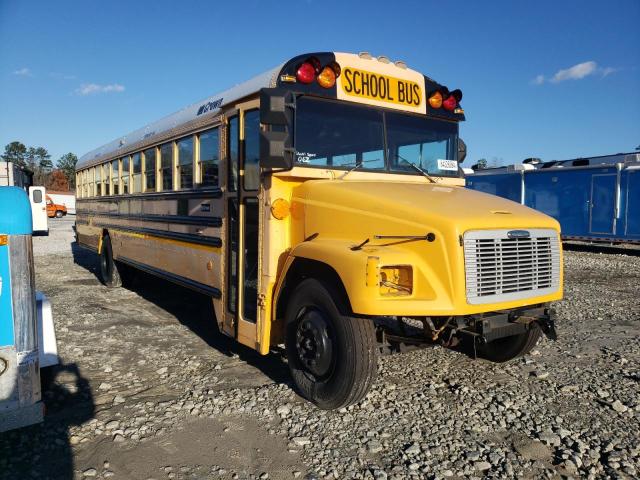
{"left": 477, "top": 324, "right": 542, "bottom": 362}
{"left": 284, "top": 278, "right": 377, "bottom": 410}
{"left": 55, "top": 210, "right": 64, "bottom": 218}
{"left": 99, "top": 234, "right": 123, "bottom": 288}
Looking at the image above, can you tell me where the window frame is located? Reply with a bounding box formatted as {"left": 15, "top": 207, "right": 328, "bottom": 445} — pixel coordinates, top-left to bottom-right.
{"left": 227, "top": 115, "right": 239, "bottom": 192}
{"left": 293, "top": 96, "right": 461, "bottom": 178}
{"left": 177, "top": 135, "right": 195, "bottom": 190}
{"left": 143, "top": 146, "right": 158, "bottom": 193}
{"left": 132, "top": 152, "right": 142, "bottom": 193}
{"left": 111, "top": 158, "right": 120, "bottom": 195}
{"left": 121, "top": 155, "right": 131, "bottom": 195}
{"left": 242, "top": 109, "right": 260, "bottom": 191}
{"left": 197, "top": 126, "right": 220, "bottom": 188}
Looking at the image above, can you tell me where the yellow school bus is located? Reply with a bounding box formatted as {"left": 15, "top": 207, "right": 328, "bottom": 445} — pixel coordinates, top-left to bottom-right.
{"left": 75, "top": 52, "right": 562, "bottom": 409}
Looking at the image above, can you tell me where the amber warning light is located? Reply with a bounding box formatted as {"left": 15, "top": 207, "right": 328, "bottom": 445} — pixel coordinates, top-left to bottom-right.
{"left": 295, "top": 57, "right": 341, "bottom": 88}
{"left": 428, "top": 88, "right": 462, "bottom": 112}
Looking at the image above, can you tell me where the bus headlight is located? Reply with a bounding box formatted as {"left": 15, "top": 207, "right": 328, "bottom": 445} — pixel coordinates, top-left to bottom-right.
{"left": 379, "top": 265, "right": 413, "bottom": 296}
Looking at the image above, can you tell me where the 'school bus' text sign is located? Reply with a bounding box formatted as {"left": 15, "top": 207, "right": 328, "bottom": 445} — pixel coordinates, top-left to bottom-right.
{"left": 340, "top": 68, "right": 422, "bottom": 108}
{"left": 335, "top": 53, "right": 426, "bottom": 115}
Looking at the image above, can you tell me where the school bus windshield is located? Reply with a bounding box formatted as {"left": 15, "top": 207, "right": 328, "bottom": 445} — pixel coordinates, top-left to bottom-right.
{"left": 294, "top": 96, "right": 460, "bottom": 177}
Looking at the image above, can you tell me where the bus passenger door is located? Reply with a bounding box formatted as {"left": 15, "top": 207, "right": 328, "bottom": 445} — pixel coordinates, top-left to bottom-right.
{"left": 223, "top": 104, "right": 261, "bottom": 349}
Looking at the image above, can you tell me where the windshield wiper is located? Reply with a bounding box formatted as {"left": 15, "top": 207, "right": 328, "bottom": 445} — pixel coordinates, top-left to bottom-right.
{"left": 337, "top": 158, "right": 383, "bottom": 179}
{"left": 396, "top": 155, "right": 437, "bottom": 183}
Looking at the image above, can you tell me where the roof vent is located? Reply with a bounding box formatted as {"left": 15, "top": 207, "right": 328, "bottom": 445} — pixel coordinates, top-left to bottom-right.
{"left": 522, "top": 157, "right": 541, "bottom": 165}
{"left": 394, "top": 60, "right": 408, "bottom": 69}
{"left": 377, "top": 55, "right": 390, "bottom": 64}
{"left": 358, "top": 52, "right": 372, "bottom": 60}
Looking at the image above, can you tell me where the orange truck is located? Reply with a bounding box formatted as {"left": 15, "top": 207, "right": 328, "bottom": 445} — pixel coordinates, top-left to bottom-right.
{"left": 46, "top": 195, "right": 67, "bottom": 218}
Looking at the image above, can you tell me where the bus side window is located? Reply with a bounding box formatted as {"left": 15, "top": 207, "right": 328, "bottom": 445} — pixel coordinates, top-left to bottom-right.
{"left": 104, "top": 162, "right": 110, "bottom": 195}
{"left": 144, "top": 147, "right": 156, "bottom": 192}
{"left": 132, "top": 153, "right": 142, "bottom": 193}
{"left": 121, "top": 156, "right": 130, "bottom": 194}
{"left": 243, "top": 110, "right": 260, "bottom": 191}
{"left": 95, "top": 164, "right": 102, "bottom": 196}
{"left": 228, "top": 116, "right": 238, "bottom": 191}
{"left": 177, "top": 137, "right": 194, "bottom": 189}
{"left": 160, "top": 143, "right": 173, "bottom": 191}
{"left": 112, "top": 159, "right": 119, "bottom": 194}
{"left": 198, "top": 128, "right": 219, "bottom": 187}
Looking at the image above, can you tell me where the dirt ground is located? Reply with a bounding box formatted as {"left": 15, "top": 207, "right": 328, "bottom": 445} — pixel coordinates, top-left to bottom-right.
{"left": 0, "top": 217, "right": 639, "bottom": 480}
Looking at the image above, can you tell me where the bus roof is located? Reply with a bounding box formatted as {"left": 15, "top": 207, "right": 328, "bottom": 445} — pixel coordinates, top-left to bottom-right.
{"left": 77, "top": 65, "right": 283, "bottom": 169}
{"left": 77, "top": 52, "right": 464, "bottom": 170}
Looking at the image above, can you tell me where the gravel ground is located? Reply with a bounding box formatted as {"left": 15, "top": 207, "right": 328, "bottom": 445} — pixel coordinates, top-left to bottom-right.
{"left": 1, "top": 221, "right": 639, "bottom": 480}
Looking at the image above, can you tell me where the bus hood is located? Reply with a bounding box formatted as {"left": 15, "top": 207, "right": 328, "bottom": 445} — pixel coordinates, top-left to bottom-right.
{"left": 292, "top": 179, "right": 562, "bottom": 316}
{"left": 298, "top": 179, "right": 561, "bottom": 238}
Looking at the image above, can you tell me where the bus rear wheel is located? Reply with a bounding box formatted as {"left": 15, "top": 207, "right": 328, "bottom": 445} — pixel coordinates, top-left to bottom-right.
{"left": 99, "top": 234, "right": 124, "bottom": 288}
{"left": 284, "top": 278, "right": 377, "bottom": 410}
{"left": 477, "top": 324, "right": 542, "bottom": 362}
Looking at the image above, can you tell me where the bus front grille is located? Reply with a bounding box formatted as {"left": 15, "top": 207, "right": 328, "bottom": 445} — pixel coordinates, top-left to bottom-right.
{"left": 463, "top": 229, "right": 561, "bottom": 305}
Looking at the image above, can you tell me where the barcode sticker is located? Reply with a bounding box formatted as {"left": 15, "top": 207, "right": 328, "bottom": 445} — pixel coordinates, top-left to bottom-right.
{"left": 437, "top": 159, "right": 458, "bottom": 171}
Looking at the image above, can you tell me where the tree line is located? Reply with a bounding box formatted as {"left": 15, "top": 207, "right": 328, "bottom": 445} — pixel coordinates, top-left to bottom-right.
{"left": 1, "top": 141, "right": 78, "bottom": 191}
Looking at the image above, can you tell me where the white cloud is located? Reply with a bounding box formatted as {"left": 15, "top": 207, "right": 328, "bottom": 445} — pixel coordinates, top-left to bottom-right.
{"left": 50, "top": 72, "right": 77, "bottom": 80}
{"left": 531, "top": 74, "right": 545, "bottom": 85}
{"left": 75, "top": 83, "right": 125, "bottom": 95}
{"left": 12, "top": 67, "right": 32, "bottom": 77}
{"left": 532, "top": 61, "right": 618, "bottom": 85}
{"left": 550, "top": 61, "right": 598, "bottom": 83}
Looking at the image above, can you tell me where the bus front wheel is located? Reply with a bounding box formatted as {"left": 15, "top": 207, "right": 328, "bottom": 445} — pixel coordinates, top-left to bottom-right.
{"left": 284, "top": 278, "right": 377, "bottom": 410}
{"left": 99, "top": 234, "right": 124, "bottom": 288}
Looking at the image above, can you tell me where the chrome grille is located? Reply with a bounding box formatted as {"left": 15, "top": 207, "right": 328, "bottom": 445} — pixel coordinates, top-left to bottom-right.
{"left": 464, "top": 229, "right": 561, "bottom": 304}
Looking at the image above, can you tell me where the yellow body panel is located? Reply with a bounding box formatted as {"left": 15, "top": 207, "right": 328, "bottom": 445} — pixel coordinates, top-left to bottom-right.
{"left": 270, "top": 175, "right": 563, "bottom": 318}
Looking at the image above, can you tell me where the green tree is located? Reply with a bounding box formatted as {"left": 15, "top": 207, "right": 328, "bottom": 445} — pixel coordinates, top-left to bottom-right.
{"left": 1, "top": 141, "right": 28, "bottom": 167}
{"left": 476, "top": 158, "right": 488, "bottom": 169}
{"left": 27, "top": 146, "right": 52, "bottom": 185}
{"left": 57, "top": 152, "right": 78, "bottom": 187}
{"left": 35, "top": 147, "right": 52, "bottom": 171}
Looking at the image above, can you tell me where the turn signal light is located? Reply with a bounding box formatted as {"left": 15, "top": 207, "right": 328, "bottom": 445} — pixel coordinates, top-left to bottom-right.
{"left": 270, "top": 198, "right": 291, "bottom": 220}
{"left": 296, "top": 62, "right": 316, "bottom": 84}
{"left": 428, "top": 91, "right": 443, "bottom": 108}
{"left": 317, "top": 66, "right": 336, "bottom": 88}
{"left": 429, "top": 88, "right": 462, "bottom": 111}
{"left": 0, "top": 234, "right": 7, "bottom": 246}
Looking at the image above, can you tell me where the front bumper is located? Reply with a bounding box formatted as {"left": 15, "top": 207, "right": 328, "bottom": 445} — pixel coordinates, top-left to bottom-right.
{"left": 472, "top": 305, "right": 557, "bottom": 343}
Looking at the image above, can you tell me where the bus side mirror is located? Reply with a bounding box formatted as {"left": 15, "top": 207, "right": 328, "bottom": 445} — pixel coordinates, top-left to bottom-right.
{"left": 260, "top": 88, "right": 295, "bottom": 170}
{"left": 458, "top": 138, "right": 467, "bottom": 163}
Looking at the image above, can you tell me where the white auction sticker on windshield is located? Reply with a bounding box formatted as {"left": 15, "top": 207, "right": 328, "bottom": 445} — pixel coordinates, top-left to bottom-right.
{"left": 437, "top": 159, "right": 458, "bottom": 171}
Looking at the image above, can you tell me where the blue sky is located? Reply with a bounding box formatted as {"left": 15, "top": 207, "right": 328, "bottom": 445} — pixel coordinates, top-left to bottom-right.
{"left": 1, "top": 0, "right": 639, "bottom": 166}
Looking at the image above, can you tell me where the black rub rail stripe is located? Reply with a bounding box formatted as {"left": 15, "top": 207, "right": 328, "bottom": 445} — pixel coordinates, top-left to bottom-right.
{"left": 76, "top": 186, "right": 222, "bottom": 202}
{"left": 75, "top": 212, "right": 222, "bottom": 227}
{"left": 95, "top": 223, "right": 222, "bottom": 247}
{"left": 562, "top": 234, "right": 640, "bottom": 244}
{"left": 117, "top": 256, "right": 222, "bottom": 299}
